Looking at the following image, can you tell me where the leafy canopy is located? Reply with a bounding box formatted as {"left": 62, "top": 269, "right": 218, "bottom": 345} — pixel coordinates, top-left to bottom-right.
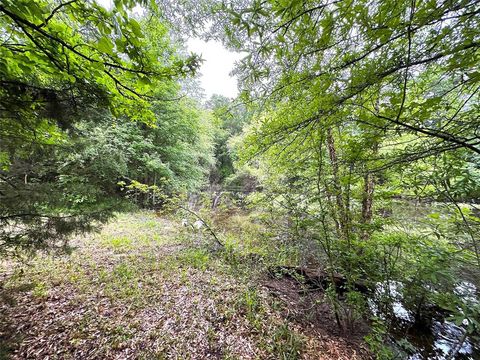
{"left": 0, "top": 0, "right": 207, "bottom": 255}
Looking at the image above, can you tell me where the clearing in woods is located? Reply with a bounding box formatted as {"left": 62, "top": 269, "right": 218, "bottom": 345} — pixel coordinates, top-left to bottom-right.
{"left": 0, "top": 212, "right": 368, "bottom": 359}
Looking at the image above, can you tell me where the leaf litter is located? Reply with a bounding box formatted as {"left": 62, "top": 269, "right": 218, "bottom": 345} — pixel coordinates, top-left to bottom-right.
{"left": 0, "top": 212, "right": 371, "bottom": 359}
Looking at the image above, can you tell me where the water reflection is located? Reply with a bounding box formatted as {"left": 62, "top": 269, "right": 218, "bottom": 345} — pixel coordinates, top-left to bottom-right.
{"left": 370, "top": 281, "right": 479, "bottom": 359}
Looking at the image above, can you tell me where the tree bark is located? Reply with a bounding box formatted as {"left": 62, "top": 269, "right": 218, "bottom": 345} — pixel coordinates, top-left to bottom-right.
{"left": 326, "top": 128, "right": 348, "bottom": 239}
{"left": 361, "top": 171, "right": 375, "bottom": 240}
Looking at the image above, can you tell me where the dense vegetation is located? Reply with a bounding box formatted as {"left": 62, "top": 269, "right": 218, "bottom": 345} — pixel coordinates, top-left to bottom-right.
{"left": 0, "top": 0, "right": 208, "bottom": 253}
{"left": 0, "top": 0, "right": 479, "bottom": 359}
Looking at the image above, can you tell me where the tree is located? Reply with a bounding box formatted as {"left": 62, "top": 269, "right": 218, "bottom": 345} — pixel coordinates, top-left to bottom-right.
{"left": 217, "top": 0, "right": 480, "bottom": 246}
{"left": 220, "top": 0, "right": 479, "bottom": 157}
{"left": 214, "top": 0, "right": 480, "bottom": 336}
{"left": 0, "top": 0, "right": 201, "bottom": 255}
{"left": 206, "top": 95, "right": 245, "bottom": 185}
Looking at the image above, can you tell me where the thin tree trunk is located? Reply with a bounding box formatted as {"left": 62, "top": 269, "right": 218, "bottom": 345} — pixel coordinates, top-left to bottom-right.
{"left": 361, "top": 171, "right": 375, "bottom": 240}
{"left": 326, "top": 128, "right": 348, "bottom": 239}
{"left": 361, "top": 137, "right": 378, "bottom": 240}
{"left": 152, "top": 174, "right": 156, "bottom": 206}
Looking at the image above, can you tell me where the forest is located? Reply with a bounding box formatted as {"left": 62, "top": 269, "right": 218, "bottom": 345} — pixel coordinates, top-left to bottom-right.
{"left": 0, "top": 0, "right": 479, "bottom": 359}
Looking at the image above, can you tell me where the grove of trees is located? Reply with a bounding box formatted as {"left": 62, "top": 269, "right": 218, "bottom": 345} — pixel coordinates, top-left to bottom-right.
{"left": 0, "top": 0, "right": 479, "bottom": 358}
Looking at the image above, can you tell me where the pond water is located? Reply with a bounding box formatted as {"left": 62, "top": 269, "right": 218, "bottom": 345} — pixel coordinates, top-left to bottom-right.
{"left": 369, "top": 281, "right": 480, "bottom": 359}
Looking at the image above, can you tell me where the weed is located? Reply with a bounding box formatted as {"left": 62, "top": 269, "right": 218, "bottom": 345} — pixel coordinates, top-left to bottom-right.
{"left": 177, "top": 248, "right": 210, "bottom": 270}
{"left": 31, "top": 282, "right": 48, "bottom": 299}
{"left": 102, "top": 235, "right": 133, "bottom": 250}
{"left": 237, "top": 288, "right": 263, "bottom": 329}
{"left": 110, "top": 325, "right": 134, "bottom": 349}
{"left": 113, "top": 263, "right": 135, "bottom": 281}
{"left": 270, "top": 323, "right": 305, "bottom": 360}
{"left": 364, "top": 318, "right": 394, "bottom": 360}
{"left": 179, "top": 268, "right": 189, "bottom": 285}
{"left": 144, "top": 220, "right": 158, "bottom": 229}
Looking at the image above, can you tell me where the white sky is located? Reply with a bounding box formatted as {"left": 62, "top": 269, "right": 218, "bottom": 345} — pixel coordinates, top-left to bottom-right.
{"left": 96, "top": 0, "right": 241, "bottom": 99}
{"left": 186, "top": 38, "right": 242, "bottom": 99}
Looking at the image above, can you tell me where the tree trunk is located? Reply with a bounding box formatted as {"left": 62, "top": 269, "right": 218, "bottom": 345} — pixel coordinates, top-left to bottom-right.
{"left": 326, "top": 128, "right": 348, "bottom": 239}
{"left": 361, "top": 171, "right": 375, "bottom": 240}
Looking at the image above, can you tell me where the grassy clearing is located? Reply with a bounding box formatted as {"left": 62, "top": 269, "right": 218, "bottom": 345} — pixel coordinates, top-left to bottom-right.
{"left": 0, "top": 211, "right": 369, "bottom": 359}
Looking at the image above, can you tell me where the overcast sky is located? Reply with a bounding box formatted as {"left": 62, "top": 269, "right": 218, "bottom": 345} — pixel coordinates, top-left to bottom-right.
{"left": 186, "top": 38, "right": 242, "bottom": 99}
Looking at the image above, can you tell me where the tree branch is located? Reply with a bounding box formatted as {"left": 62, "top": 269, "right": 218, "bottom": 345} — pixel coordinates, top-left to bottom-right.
{"left": 38, "top": 0, "right": 79, "bottom": 28}
{"left": 178, "top": 205, "right": 224, "bottom": 248}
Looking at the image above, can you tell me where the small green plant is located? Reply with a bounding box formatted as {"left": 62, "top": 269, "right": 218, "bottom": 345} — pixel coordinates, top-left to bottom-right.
{"left": 144, "top": 220, "right": 158, "bottom": 229}
{"left": 177, "top": 248, "right": 210, "bottom": 270}
{"left": 102, "top": 235, "right": 133, "bottom": 250}
{"left": 110, "top": 325, "right": 134, "bottom": 349}
{"left": 324, "top": 285, "right": 343, "bottom": 330}
{"left": 113, "top": 263, "right": 135, "bottom": 281}
{"left": 223, "top": 236, "right": 240, "bottom": 266}
{"left": 342, "top": 290, "right": 367, "bottom": 331}
{"left": 241, "top": 288, "right": 261, "bottom": 326}
{"left": 270, "top": 323, "right": 304, "bottom": 360}
{"left": 364, "top": 318, "right": 394, "bottom": 360}
{"left": 32, "top": 281, "right": 48, "bottom": 298}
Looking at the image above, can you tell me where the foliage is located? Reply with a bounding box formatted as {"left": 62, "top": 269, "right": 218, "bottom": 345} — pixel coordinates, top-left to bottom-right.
{"left": 1, "top": 0, "right": 479, "bottom": 357}
{"left": 208, "top": 0, "right": 480, "bottom": 355}
{"left": 206, "top": 94, "right": 250, "bottom": 186}
{"left": 364, "top": 318, "right": 394, "bottom": 360}
{"left": 0, "top": 0, "right": 199, "bottom": 125}
{"left": 0, "top": 0, "right": 209, "bottom": 255}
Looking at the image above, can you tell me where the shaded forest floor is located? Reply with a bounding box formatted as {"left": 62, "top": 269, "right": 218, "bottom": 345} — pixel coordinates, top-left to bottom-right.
{"left": 0, "top": 212, "right": 370, "bottom": 359}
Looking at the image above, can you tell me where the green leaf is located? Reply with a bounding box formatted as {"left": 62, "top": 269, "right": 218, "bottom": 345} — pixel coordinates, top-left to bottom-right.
{"left": 97, "top": 37, "right": 114, "bottom": 54}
